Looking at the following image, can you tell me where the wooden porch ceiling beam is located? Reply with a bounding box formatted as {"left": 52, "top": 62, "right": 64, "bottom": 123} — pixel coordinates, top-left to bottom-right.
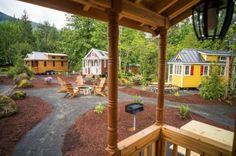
{"left": 167, "top": 0, "right": 200, "bottom": 20}
{"left": 169, "top": 9, "right": 192, "bottom": 27}
{"left": 154, "top": 0, "right": 179, "bottom": 14}
{"left": 19, "top": 0, "right": 155, "bottom": 34}
{"left": 77, "top": 0, "right": 165, "bottom": 27}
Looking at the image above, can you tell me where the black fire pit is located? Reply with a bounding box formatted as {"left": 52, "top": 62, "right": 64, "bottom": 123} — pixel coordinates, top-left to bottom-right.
{"left": 125, "top": 103, "right": 144, "bottom": 131}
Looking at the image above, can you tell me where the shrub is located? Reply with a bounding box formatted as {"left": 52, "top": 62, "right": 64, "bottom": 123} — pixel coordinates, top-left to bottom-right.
{"left": 199, "top": 64, "right": 225, "bottom": 100}
{"left": 94, "top": 103, "right": 105, "bottom": 114}
{"left": 177, "top": 104, "right": 191, "bottom": 119}
{"left": 18, "top": 79, "right": 32, "bottom": 88}
{"left": 7, "top": 58, "right": 34, "bottom": 78}
{"left": 131, "top": 75, "right": 143, "bottom": 85}
{"left": 0, "top": 94, "right": 18, "bottom": 118}
{"left": 14, "top": 73, "right": 30, "bottom": 85}
{"left": 132, "top": 95, "right": 143, "bottom": 104}
{"left": 10, "top": 91, "right": 27, "bottom": 100}
{"left": 174, "top": 91, "right": 180, "bottom": 96}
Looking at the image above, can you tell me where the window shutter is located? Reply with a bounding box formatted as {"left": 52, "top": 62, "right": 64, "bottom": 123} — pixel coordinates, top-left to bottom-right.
{"left": 200, "top": 65, "right": 203, "bottom": 75}
{"left": 191, "top": 65, "right": 194, "bottom": 75}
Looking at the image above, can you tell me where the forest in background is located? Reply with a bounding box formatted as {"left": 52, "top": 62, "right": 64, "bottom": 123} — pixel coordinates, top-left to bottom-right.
{"left": 0, "top": 10, "right": 235, "bottom": 79}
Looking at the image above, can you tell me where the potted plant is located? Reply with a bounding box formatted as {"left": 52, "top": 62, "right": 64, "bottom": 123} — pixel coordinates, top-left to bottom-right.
{"left": 44, "top": 77, "right": 53, "bottom": 85}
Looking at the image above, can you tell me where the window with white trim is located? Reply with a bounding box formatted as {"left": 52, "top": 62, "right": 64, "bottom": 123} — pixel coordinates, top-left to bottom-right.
{"left": 219, "top": 56, "right": 227, "bottom": 62}
{"left": 203, "top": 65, "right": 209, "bottom": 76}
{"left": 184, "top": 65, "right": 190, "bottom": 76}
{"left": 174, "top": 65, "right": 182, "bottom": 75}
{"left": 220, "top": 65, "right": 226, "bottom": 76}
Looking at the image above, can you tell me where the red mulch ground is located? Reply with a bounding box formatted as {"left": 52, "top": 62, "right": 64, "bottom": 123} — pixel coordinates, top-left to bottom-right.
{"left": 0, "top": 76, "right": 13, "bottom": 85}
{"left": 63, "top": 102, "right": 232, "bottom": 156}
{"left": 119, "top": 87, "right": 236, "bottom": 106}
{"left": 0, "top": 96, "right": 52, "bottom": 156}
{"left": 225, "top": 112, "right": 236, "bottom": 120}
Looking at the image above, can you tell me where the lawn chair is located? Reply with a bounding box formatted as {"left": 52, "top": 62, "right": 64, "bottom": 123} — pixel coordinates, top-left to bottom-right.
{"left": 57, "top": 76, "right": 66, "bottom": 93}
{"left": 64, "top": 83, "right": 80, "bottom": 98}
{"left": 93, "top": 78, "right": 107, "bottom": 97}
{"left": 75, "top": 75, "right": 85, "bottom": 92}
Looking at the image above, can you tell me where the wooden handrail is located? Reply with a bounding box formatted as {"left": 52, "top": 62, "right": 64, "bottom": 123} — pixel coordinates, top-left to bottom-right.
{"left": 162, "top": 125, "right": 232, "bottom": 156}
{"left": 118, "top": 124, "right": 233, "bottom": 156}
{"left": 118, "top": 125, "right": 161, "bottom": 156}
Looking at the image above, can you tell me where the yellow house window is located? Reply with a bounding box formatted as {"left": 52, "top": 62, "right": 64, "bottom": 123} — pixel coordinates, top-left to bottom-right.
{"left": 61, "top": 61, "right": 64, "bottom": 67}
{"left": 203, "top": 65, "right": 209, "bottom": 76}
{"left": 184, "top": 65, "right": 190, "bottom": 76}
{"left": 219, "top": 56, "right": 227, "bottom": 62}
{"left": 174, "top": 65, "right": 182, "bottom": 75}
{"left": 53, "top": 61, "right": 55, "bottom": 67}
{"left": 44, "top": 61, "right": 47, "bottom": 67}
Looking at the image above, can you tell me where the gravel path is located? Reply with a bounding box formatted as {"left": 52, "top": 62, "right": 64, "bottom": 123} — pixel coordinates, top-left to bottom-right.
{"left": 0, "top": 85, "right": 235, "bottom": 156}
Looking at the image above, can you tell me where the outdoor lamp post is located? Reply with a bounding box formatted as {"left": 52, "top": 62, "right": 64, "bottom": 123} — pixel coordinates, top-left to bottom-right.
{"left": 192, "top": 0, "right": 235, "bottom": 40}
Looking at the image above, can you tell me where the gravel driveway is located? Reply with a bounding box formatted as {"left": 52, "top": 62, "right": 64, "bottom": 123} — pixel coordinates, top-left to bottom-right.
{"left": 1, "top": 85, "right": 235, "bottom": 156}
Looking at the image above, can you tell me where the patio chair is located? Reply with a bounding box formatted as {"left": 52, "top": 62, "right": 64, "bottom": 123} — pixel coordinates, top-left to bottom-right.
{"left": 57, "top": 76, "right": 66, "bottom": 93}
{"left": 75, "top": 75, "right": 85, "bottom": 92}
{"left": 64, "top": 83, "right": 80, "bottom": 98}
{"left": 93, "top": 78, "right": 107, "bottom": 97}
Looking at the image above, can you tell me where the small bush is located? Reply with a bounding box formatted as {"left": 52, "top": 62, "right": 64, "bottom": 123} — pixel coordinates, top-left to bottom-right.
{"left": 10, "top": 91, "right": 27, "bottom": 100}
{"left": 200, "top": 64, "right": 225, "bottom": 100}
{"left": 131, "top": 75, "right": 143, "bottom": 85}
{"left": 0, "top": 94, "right": 18, "bottom": 118}
{"left": 177, "top": 104, "right": 191, "bottom": 119}
{"left": 7, "top": 58, "right": 34, "bottom": 78}
{"left": 174, "top": 91, "right": 180, "bottom": 96}
{"left": 14, "top": 73, "right": 30, "bottom": 85}
{"left": 132, "top": 95, "right": 143, "bottom": 104}
{"left": 94, "top": 103, "right": 105, "bottom": 114}
{"left": 18, "top": 79, "right": 32, "bottom": 88}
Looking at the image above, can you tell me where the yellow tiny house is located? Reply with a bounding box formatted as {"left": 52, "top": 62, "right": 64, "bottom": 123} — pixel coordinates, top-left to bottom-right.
{"left": 24, "top": 52, "right": 69, "bottom": 74}
{"left": 168, "top": 49, "right": 235, "bottom": 88}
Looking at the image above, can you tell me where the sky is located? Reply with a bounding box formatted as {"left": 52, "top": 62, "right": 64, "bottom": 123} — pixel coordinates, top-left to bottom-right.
{"left": 0, "top": 0, "right": 68, "bottom": 29}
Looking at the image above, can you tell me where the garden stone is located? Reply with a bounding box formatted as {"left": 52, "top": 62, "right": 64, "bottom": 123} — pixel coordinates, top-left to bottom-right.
{"left": 0, "top": 93, "right": 18, "bottom": 118}
{"left": 10, "top": 90, "right": 27, "bottom": 100}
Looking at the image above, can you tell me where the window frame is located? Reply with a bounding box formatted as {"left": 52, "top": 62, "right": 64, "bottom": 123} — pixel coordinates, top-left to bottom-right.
{"left": 203, "top": 65, "right": 209, "bottom": 76}
{"left": 219, "top": 56, "right": 227, "bottom": 62}
{"left": 220, "top": 65, "right": 226, "bottom": 76}
{"left": 174, "top": 64, "right": 182, "bottom": 76}
{"left": 184, "top": 65, "right": 191, "bottom": 76}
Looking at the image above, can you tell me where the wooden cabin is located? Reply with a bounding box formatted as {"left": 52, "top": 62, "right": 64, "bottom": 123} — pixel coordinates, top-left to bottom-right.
{"left": 167, "top": 49, "right": 236, "bottom": 88}
{"left": 24, "top": 51, "right": 69, "bottom": 74}
{"left": 82, "top": 48, "right": 108, "bottom": 76}
{"left": 19, "top": 0, "right": 236, "bottom": 156}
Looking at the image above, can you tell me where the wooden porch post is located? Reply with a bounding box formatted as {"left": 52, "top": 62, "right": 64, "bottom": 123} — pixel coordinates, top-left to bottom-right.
{"left": 106, "top": 0, "right": 120, "bottom": 155}
{"left": 156, "top": 27, "right": 167, "bottom": 125}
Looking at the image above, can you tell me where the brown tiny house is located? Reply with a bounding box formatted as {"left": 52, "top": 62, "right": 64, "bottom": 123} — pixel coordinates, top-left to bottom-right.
{"left": 24, "top": 52, "right": 69, "bottom": 74}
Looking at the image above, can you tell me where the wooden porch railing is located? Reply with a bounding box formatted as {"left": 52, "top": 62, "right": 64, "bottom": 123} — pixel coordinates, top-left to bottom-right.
{"left": 118, "top": 124, "right": 232, "bottom": 156}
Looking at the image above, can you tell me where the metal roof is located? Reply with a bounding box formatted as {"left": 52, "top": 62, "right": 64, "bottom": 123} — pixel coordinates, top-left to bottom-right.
{"left": 24, "top": 51, "right": 67, "bottom": 60}
{"left": 198, "top": 49, "right": 231, "bottom": 56}
{"left": 84, "top": 48, "right": 108, "bottom": 60}
{"left": 168, "top": 48, "right": 231, "bottom": 64}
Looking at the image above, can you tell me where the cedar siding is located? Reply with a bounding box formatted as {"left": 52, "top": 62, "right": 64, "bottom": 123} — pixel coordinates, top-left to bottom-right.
{"left": 24, "top": 52, "right": 68, "bottom": 74}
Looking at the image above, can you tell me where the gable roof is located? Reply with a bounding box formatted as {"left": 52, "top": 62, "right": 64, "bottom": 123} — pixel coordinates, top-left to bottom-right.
{"left": 24, "top": 51, "right": 67, "bottom": 60}
{"left": 84, "top": 48, "right": 108, "bottom": 60}
{"left": 168, "top": 48, "right": 232, "bottom": 64}
{"left": 169, "top": 49, "right": 205, "bottom": 64}
{"left": 198, "top": 49, "right": 231, "bottom": 56}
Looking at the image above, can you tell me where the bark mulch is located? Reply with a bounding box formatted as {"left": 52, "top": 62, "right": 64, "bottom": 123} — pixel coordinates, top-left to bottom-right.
{"left": 0, "top": 96, "right": 52, "bottom": 156}
{"left": 0, "top": 76, "right": 13, "bottom": 85}
{"left": 119, "top": 87, "right": 236, "bottom": 106}
{"left": 63, "top": 102, "right": 232, "bottom": 156}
